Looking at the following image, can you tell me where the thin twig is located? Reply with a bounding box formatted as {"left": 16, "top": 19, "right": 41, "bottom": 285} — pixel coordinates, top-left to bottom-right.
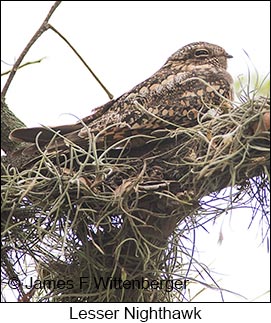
{"left": 1, "top": 1, "right": 61, "bottom": 98}
{"left": 1, "top": 58, "right": 46, "bottom": 77}
{"left": 48, "top": 24, "right": 113, "bottom": 100}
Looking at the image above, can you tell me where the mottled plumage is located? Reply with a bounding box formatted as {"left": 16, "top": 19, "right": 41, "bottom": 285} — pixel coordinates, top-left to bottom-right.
{"left": 10, "top": 41, "right": 234, "bottom": 152}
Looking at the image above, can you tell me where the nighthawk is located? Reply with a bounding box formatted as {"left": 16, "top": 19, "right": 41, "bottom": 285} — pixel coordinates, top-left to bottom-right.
{"left": 10, "top": 41, "right": 234, "bottom": 152}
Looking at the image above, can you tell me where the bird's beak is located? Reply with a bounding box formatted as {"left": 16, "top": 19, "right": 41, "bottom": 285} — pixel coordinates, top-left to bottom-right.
{"left": 226, "top": 53, "right": 233, "bottom": 58}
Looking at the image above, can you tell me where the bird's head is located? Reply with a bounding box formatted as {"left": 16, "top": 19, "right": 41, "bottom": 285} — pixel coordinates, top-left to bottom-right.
{"left": 165, "top": 41, "right": 233, "bottom": 70}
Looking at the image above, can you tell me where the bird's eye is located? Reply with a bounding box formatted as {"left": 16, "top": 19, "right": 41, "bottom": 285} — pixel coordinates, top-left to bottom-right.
{"left": 194, "top": 49, "right": 209, "bottom": 57}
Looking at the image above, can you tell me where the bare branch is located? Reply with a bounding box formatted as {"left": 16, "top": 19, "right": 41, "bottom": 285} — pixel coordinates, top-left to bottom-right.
{"left": 48, "top": 24, "right": 113, "bottom": 100}
{"left": 1, "top": 1, "right": 61, "bottom": 98}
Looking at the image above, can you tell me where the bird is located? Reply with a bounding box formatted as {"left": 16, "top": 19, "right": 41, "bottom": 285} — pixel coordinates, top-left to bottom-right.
{"left": 10, "top": 41, "right": 234, "bottom": 153}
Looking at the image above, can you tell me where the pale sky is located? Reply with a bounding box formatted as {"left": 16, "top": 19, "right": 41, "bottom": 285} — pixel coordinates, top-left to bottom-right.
{"left": 1, "top": 1, "right": 270, "bottom": 303}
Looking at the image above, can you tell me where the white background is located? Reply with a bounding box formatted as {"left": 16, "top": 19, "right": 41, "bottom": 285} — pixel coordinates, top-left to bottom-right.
{"left": 1, "top": 0, "right": 270, "bottom": 305}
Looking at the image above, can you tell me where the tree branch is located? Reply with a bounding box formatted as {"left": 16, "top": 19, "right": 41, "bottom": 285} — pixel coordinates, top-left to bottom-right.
{"left": 48, "top": 24, "right": 113, "bottom": 99}
{"left": 1, "top": 99, "right": 26, "bottom": 155}
{"left": 1, "top": 1, "right": 61, "bottom": 98}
